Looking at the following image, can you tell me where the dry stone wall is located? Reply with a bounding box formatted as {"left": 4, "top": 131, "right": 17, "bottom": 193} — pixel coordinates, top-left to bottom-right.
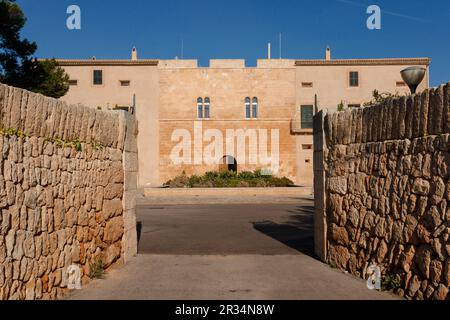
{"left": 0, "top": 84, "right": 138, "bottom": 300}
{"left": 314, "top": 83, "right": 450, "bottom": 300}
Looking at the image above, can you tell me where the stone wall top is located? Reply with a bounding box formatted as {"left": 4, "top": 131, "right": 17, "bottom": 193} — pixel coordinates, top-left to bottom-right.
{"left": 0, "top": 84, "right": 122, "bottom": 149}
{"left": 323, "top": 83, "right": 450, "bottom": 147}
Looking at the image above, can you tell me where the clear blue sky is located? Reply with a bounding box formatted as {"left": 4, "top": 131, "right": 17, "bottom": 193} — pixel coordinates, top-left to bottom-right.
{"left": 17, "top": 0, "right": 450, "bottom": 86}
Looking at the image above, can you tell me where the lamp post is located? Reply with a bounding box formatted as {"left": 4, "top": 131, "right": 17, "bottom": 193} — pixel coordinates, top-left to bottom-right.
{"left": 400, "top": 66, "right": 426, "bottom": 94}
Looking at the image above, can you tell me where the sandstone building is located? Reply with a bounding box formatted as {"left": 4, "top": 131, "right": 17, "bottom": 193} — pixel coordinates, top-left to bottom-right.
{"left": 56, "top": 47, "right": 430, "bottom": 187}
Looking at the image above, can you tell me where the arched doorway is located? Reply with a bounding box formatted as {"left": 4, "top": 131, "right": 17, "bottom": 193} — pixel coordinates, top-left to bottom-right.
{"left": 219, "top": 155, "right": 237, "bottom": 173}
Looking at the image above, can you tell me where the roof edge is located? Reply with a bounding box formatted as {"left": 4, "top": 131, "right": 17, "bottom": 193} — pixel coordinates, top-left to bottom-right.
{"left": 295, "top": 58, "right": 431, "bottom": 66}
{"left": 49, "top": 59, "right": 159, "bottom": 66}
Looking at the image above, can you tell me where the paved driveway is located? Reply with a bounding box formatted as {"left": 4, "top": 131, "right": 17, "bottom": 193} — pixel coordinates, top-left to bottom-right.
{"left": 68, "top": 200, "right": 397, "bottom": 300}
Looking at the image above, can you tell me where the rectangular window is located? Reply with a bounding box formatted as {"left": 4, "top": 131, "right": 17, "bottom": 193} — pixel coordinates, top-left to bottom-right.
{"left": 93, "top": 70, "right": 103, "bottom": 85}
{"left": 120, "top": 80, "right": 131, "bottom": 86}
{"left": 396, "top": 81, "right": 406, "bottom": 87}
{"left": 69, "top": 80, "right": 78, "bottom": 86}
{"left": 302, "top": 82, "right": 313, "bottom": 88}
{"left": 113, "top": 106, "right": 130, "bottom": 112}
{"left": 301, "top": 105, "right": 314, "bottom": 129}
{"left": 349, "top": 71, "right": 359, "bottom": 87}
{"left": 348, "top": 104, "right": 361, "bottom": 108}
{"left": 204, "top": 105, "right": 210, "bottom": 119}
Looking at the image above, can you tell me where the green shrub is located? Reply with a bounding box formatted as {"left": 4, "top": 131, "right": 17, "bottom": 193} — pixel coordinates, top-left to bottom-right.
{"left": 382, "top": 274, "right": 400, "bottom": 291}
{"left": 204, "top": 171, "right": 219, "bottom": 180}
{"left": 88, "top": 256, "right": 105, "bottom": 279}
{"left": 163, "top": 170, "right": 294, "bottom": 188}
{"left": 238, "top": 171, "right": 254, "bottom": 179}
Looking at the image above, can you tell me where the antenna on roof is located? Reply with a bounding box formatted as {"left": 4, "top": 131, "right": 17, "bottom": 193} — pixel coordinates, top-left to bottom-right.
{"left": 181, "top": 39, "right": 184, "bottom": 59}
{"left": 280, "top": 32, "right": 283, "bottom": 60}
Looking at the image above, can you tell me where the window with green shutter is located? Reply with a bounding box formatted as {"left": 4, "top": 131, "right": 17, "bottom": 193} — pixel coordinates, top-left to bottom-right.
{"left": 301, "top": 105, "right": 314, "bottom": 129}
{"left": 93, "top": 70, "right": 103, "bottom": 85}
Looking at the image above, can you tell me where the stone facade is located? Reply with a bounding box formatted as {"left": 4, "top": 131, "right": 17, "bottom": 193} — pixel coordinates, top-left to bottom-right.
{"left": 314, "top": 83, "right": 450, "bottom": 300}
{"left": 56, "top": 49, "right": 430, "bottom": 187}
{"left": 0, "top": 84, "right": 138, "bottom": 300}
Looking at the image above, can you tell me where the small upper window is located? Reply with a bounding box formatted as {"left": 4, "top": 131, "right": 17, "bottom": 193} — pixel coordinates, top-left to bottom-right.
{"left": 396, "top": 81, "right": 406, "bottom": 87}
{"left": 302, "top": 82, "right": 313, "bottom": 88}
{"left": 348, "top": 104, "right": 361, "bottom": 108}
{"left": 197, "top": 98, "right": 203, "bottom": 119}
{"left": 252, "top": 97, "right": 258, "bottom": 119}
{"left": 93, "top": 70, "right": 103, "bottom": 85}
{"left": 349, "top": 71, "right": 359, "bottom": 87}
{"left": 69, "top": 80, "right": 78, "bottom": 86}
{"left": 245, "top": 97, "right": 251, "bottom": 119}
{"left": 204, "top": 97, "right": 210, "bottom": 119}
{"left": 120, "top": 80, "right": 131, "bottom": 86}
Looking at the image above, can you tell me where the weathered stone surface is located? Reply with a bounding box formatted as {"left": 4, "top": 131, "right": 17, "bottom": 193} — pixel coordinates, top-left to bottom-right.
{"left": 0, "top": 84, "right": 137, "bottom": 300}
{"left": 328, "top": 245, "right": 350, "bottom": 269}
{"left": 415, "top": 246, "right": 432, "bottom": 279}
{"left": 433, "top": 284, "right": 449, "bottom": 300}
{"left": 330, "top": 224, "right": 349, "bottom": 246}
{"left": 376, "top": 240, "right": 388, "bottom": 263}
{"left": 102, "top": 244, "right": 121, "bottom": 269}
{"left": 328, "top": 177, "right": 347, "bottom": 195}
{"left": 321, "top": 86, "right": 449, "bottom": 300}
{"left": 407, "top": 275, "right": 420, "bottom": 297}
{"left": 412, "top": 178, "right": 430, "bottom": 196}
{"left": 103, "top": 217, "right": 124, "bottom": 243}
{"left": 430, "top": 177, "right": 445, "bottom": 204}
{"left": 430, "top": 260, "right": 443, "bottom": 285}
{"left": 103, "top": 183, "right": 124, "bottom": 200}
{"left": 102, "top": 200, "right": 123, "bottom": 220}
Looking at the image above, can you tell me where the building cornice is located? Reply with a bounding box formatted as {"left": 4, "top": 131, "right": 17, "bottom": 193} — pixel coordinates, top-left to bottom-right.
{"left": 53, "top": 59, "right": 159, "bottom": 66}
{"left": 50, "top": 57, "right": 431, "bottom": 67}
{"left": 294, "top": 58, "right": 431, "bottom": 66}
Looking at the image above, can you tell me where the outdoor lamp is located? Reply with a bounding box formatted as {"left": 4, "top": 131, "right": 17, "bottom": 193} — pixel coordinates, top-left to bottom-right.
{"left": 400, "top": 66, "right": 426, "bottom": 94}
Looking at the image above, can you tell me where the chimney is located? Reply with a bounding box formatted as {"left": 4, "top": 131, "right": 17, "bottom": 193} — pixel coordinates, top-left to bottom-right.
{"left": 131, "top": 47, "right": 138, "bottom": 61}
{"left": 268, "top": 43, "right": 271, "bottom": 60}
{"left": 325, "top": 46, "right": 331, "bottom": 61}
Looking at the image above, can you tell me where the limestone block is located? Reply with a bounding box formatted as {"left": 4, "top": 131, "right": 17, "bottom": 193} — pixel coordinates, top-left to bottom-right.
{"left": 418, "top": 90, "right": 430, "bottom": 137}
{"left": 328, "top": 176, "right": 347, "bottom": 195}
{"left": 444, "top": 83, "right": 450, "bottom": 133}
{"left": 328, "top": 245, "right": 350, "bottom": 269}
{"left": 415, "top": 246, "right": 432, "bottom": 279}
{"left": 102, "top": 199, "right": 123, "bottom": 220}
{"left": 104, "top": 217, "right": 124, "bottom": 243}
{"left": 330, "top": 224, "right": 349, "bottom": 246}
{"left": 412, "top": 178, "right": 430, "bottom": 196}
{"left": 430, "top": 86, "right": 445, "bottom": 135}
{"left": 433, "top": 284, "right": 449, "bottom": 300}
{"left": 411, "top": 93, "right": 421, "bottom": 138}
{"left": 331, "top": 113, "right": 338, "bottom": 145}
{"left": 102, "top": 243, "right": 121, "bottom": 269}
{"left": 382, "top": 101, "right": 389, "bottom": 141}
{"left": 103, "top": 183, "right": 123, "bottom": 200}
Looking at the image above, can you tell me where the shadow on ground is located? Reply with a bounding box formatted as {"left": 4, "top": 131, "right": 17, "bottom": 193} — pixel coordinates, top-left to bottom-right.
{"left": 252, "top": 205, "right": 316, "bottom": 259}
{"left": 136, "top": 221, "right": 143, "bottom": 247}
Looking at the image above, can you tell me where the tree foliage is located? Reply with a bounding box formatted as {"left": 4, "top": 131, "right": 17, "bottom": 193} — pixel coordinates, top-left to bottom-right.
{"left": 0, "top": 0, "right": 69, "bottom": 98}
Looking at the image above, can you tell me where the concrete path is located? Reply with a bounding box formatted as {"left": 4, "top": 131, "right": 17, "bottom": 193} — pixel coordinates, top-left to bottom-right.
{"left": 139, "top": 187, "right": 314, "bottom": 205}
{"left": 68, "top": 200, "right": 397, "bottom": 300}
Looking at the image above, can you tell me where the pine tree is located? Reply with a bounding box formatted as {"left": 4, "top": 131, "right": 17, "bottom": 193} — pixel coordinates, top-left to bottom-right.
{"left": 0, "top": 0, "right": 69, "bottom": 98}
